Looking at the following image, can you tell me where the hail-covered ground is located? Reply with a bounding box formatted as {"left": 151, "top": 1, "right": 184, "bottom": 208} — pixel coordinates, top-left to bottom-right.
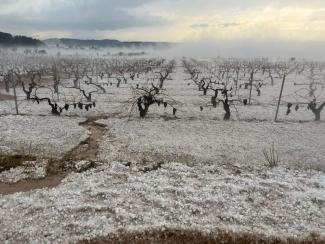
{"left": 0, "top": 51, "right": 324, "bottom": 243}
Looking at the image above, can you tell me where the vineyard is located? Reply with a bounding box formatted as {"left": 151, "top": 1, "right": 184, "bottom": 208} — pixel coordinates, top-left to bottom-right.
{"left": 0, "top": 48, "right": 324, "bottom": 243}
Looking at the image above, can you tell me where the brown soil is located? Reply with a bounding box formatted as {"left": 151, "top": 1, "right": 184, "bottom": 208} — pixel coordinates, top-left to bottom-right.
{"left": 0, "top": 154, "right": 36, "bottom": 173}
{"left": 64, "top": 116, "right": 106, "bottom": 161}
{"left": 79, "top": 229, "right": 324, "bottom": 244}
{"left": 0, "top": 116, "right": 107, "bottom": 195}
{"left": 0, "top": 174, "right": 64, "bottom": 195}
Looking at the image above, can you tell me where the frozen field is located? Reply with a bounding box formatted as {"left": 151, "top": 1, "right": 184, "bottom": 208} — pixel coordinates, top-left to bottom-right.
{"left": 97, "top": 118, "right": 325, "bottom": 172}
{"left": 0, "top": 53, "right": 324, "bottom": 243}
{"left": 0, "top": 115, "right": 88, "bottom": 158}
{"left": 1, "top": 161, "right": 324, "bottom": 243}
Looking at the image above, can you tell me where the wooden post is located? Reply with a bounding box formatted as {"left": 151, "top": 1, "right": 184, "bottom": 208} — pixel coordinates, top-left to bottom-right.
{"left": 13, "top": 84, "right": 19, "bottom": 115}
{"left": 274, "top": 73, "right": 286, "bottom": 122}
{"left": 248, "top": 71, "right": 254, "bottom": 105}
{"left": 9, "top": 71, "right": 19, "bottom": 115}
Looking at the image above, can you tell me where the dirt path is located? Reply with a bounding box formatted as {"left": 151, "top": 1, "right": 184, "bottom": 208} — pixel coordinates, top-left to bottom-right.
{"left": 0, "top": 116, "right": 107, "bottom": 195}
{"left": 64, "top": 116, "right": 107, "bottom": 161}
{"left": 0, "top": 174, "right": 64, "bottom": 195}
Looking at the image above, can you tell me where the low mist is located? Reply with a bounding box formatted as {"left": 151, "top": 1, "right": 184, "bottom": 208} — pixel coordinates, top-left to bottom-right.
{"left": 158, "top": 40, "right": 325, "bottom": 60}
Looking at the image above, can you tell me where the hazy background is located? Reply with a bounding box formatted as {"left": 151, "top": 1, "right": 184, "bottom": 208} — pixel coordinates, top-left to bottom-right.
{"left": 1, "top": 0, "right": 325, "bottom": 59}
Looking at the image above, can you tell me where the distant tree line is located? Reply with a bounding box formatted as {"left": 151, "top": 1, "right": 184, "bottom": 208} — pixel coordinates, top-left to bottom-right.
{"left": 46, "top": 38, "right": 172, "bottom": 49}
{"left": 0, "top": 31, "right": 44, "bottom": 47}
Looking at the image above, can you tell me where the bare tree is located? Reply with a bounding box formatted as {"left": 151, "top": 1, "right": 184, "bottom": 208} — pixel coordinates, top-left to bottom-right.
{"left": 129, "top": 83, "right": 177, "bottom": 118}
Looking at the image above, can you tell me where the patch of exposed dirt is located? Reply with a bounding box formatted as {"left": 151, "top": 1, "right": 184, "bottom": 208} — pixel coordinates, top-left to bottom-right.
{"left": 79, "top": 228, "right": 324, "bottom": 244}
{"left": 0, "top": 154, "right": 36, "bottom": 173}
{"left": 0, "top": 174, "right": 64, "bottom": 195}
{"left": 0, "top": 116, "right": 107, "bottom": 195}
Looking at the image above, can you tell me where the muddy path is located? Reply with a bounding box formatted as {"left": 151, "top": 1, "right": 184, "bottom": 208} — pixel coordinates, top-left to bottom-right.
{"left": 0, "top": 116, "right": 107, "bottom": 195}
{"left": 64, "top": 116, "right": 107, "bottom": 161}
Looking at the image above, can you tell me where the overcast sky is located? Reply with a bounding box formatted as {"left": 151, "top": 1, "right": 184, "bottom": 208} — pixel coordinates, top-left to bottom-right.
{"left": 1, "top": 0, "right": 325, "bottom": 44}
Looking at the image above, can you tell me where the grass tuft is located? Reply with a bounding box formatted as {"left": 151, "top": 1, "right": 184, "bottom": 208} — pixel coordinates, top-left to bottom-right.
{"left": 263, "top": 142, "right": 279, "bottom": 168}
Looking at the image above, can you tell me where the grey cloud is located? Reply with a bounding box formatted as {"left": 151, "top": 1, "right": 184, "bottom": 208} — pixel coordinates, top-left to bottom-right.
{"left": 191, "top": 23, "right": 210, "bottom": 29}
{"left": 147, "top": 0, "right": 325, "bottom": 15}
{"left": 222, "top": 22, "right": 240, "bottom": 28}
{"left": 190, "top": 22, "right": 240, "bottom": 30}
{"left": 0, "top": 0, "right": 167, "bottom": 32}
